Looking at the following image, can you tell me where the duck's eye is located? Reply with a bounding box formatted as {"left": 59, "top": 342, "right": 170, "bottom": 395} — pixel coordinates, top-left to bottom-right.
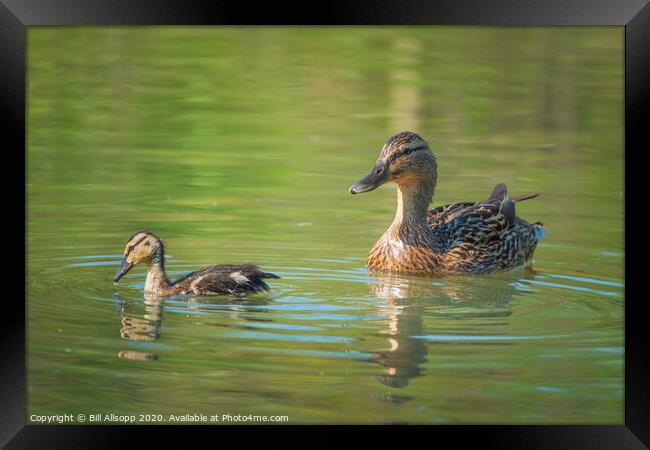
{"left": 403, "top": 148, "right": 413, "bottom": 156}
{"left": 128, "top": 245, "right": 134, "bottom": 252}
{"left": 375, "top": 166, "right": 384, "bottom": 175}
{"left": 144, "top": 242, "right": 150, "bottom": 247}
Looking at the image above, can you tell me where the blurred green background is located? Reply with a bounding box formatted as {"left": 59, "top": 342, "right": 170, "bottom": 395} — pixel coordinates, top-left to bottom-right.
{"left": 27, "top": 27, "right": 623, "bottom": 424}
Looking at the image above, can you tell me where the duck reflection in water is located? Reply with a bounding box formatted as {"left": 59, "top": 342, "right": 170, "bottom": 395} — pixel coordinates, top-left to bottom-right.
{"left": 368, "top": 268, "right": 534, "bottom": 393}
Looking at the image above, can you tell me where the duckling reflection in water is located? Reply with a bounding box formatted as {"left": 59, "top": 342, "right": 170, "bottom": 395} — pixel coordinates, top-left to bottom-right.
{"left": 119, "top": 296, "right": 163, "bottom": 342}
{"left": 116, "top": 293, "right": 163, "bottom": 362}
{"left": 114, "top": 230, "right": 279, "bottom": 296}
{"left": 350, "top": 131, "right": 547, "bottom": 274}
{"left": 114, "top": 291, "right": 274, "bottom": 362}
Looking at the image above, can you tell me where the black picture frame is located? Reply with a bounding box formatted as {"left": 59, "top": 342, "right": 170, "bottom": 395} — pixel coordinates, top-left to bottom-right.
{"left": 3, "top": 0, "right": 648, "bottom": 447}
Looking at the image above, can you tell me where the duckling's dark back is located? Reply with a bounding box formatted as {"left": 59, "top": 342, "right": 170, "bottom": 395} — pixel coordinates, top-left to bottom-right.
{"left": 173, "top": 264, "right": 279, "bottom": 296}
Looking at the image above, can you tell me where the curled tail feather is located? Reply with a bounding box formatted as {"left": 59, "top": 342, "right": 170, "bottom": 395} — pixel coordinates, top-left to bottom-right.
{"left": 513, "top": 193, "right": 540, "bottom": 203}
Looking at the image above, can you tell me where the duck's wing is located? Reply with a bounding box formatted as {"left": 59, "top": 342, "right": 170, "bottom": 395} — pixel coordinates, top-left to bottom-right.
{"left": 428, "top": 183, "right": 538, "bottom": 247}
{"left": 176, "top": 264, "right": 280, "bottom": 296}
{"left": 427, "top": 202, "right": 478, "bottom": 227}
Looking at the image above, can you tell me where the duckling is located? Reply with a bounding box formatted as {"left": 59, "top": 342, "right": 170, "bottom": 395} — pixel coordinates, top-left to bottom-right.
{"left": 113, "top": 230, "right": 279, "bottom": 296}
{"left": 349, "top": 131, "right": 546, "bottom": 274}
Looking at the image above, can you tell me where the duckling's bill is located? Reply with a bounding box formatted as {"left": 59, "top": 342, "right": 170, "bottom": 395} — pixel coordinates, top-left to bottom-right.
{"left": 114, "top": 258, "right": 134, "bottom": 283}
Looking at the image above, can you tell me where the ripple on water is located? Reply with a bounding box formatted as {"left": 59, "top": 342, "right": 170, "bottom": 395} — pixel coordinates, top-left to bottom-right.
{"left": 411, "top": 334, "right": 570, "bottom": 342}
{"left": 519, "top": 278, "right": 622, "bottom": 299}
{"left": 225, "top": 331, "right": 357, "bottom": 343}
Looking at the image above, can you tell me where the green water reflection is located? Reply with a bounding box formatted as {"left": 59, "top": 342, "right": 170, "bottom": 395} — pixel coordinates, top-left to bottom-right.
{"left": 27, "top": 27, "right": 623, "bottom": 424}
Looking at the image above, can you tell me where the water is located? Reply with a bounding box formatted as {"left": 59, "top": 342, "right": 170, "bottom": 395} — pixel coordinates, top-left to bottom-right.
{"left": 27, "top": 27, "right": 624, "bottom": 424}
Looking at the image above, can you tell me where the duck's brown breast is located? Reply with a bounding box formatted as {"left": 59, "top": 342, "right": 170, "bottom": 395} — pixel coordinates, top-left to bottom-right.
{"left": 366, "top": 236, "right": 529, "bottom": 274}
{"left": 366, "top": 237, "right": 446, "bottom": 273}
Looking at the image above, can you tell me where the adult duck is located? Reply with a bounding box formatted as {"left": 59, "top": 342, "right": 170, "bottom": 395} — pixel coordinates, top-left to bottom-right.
{"left": 349, "top": 131, "right": 546, "bottom": 274}
{"left": 114, "top": 230, "right": 279, "bottom": 296}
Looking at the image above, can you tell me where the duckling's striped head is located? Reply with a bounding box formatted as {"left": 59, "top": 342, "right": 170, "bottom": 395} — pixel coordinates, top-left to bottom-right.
{"left": 114, "top": 230, "right": 165, "bottom": 282}
{"left": 350, "top": 131, "right": 437, "bottom": 194}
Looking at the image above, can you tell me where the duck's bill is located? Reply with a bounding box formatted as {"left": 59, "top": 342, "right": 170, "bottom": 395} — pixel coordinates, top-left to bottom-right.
{"left": 114, "top": 258, "right": 134, "bottom": 283}
{"left": 349, "top": 163, "right": 389, "bottom": 194}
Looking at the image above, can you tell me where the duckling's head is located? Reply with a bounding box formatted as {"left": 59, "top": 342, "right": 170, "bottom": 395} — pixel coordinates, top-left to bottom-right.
{"left": 349, "top": 131, "right": 437, "bottom": 194}
{"left": 114, "top": 230, "right": 164, "bottom": 282}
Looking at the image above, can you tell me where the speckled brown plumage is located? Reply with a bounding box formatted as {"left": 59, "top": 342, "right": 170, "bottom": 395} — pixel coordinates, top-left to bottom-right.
{"left": 350, "top": 131, "right": 546, "bottom": 275}
{"left": 114, "top": 230, "right": 279, "bottom": 296}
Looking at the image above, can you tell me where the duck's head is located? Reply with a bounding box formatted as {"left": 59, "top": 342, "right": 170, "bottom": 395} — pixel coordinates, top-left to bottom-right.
{"left": 349, "top": 131, "right": 437, "bottom": 194}
{"left": 114, "top": 230, "right": 164, "bottom": 283}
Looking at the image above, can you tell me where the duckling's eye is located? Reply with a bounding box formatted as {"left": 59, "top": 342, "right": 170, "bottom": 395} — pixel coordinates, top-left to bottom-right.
{"left": 128, "top": 245, "right": 134, "bottom": 252}
{"left": 143, "top": 242, "right": 150, "bottom": 247}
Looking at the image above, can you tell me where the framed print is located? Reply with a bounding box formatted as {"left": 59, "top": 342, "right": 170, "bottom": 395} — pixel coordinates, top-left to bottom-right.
{"left": 3, "top": 0, "right": 649, "bottom": 447}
